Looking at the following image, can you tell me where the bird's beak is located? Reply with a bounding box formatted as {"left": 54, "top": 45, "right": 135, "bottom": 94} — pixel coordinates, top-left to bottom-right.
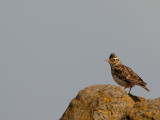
{"left": 105, "top": 59, "right": 109, "bottom": 62}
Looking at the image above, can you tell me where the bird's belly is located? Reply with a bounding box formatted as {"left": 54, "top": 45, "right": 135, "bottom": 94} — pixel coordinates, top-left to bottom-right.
{"left": 112, "top": 75, "right": 130, "bottom": 88}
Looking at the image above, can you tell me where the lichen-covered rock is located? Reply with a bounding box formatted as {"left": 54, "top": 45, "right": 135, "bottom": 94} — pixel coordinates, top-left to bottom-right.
{"left": 60, "top": 84, "right": 160, "bottom": 120}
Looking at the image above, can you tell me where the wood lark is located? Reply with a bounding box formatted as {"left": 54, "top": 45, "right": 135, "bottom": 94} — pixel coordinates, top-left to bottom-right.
{"left": 106, "top": 53, "right": 150, "bottom": 93}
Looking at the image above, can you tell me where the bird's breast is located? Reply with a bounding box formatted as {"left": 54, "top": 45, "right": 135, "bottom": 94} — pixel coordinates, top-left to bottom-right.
{"left": 112, "top": 74, "right": 130, "bottom": 88}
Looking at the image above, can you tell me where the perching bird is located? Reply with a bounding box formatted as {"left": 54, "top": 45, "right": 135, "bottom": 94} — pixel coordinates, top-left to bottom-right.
{"left": 106, "top": 53, "right": 150, "bottom": 93}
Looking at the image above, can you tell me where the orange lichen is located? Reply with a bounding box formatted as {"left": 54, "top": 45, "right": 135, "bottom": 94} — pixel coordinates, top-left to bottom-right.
{"left": 60, "top": 85, "right": 160, "bottom": 120}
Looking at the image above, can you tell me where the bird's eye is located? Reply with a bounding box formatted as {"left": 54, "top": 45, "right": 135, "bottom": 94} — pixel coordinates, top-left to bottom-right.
{"left": 113, "top": 59, "right": 115, "bottom": 61}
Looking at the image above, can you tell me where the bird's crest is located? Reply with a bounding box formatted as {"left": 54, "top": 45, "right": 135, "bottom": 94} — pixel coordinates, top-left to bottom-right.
{"left": 109, "top": 53, "right": 118, "bottom": 59}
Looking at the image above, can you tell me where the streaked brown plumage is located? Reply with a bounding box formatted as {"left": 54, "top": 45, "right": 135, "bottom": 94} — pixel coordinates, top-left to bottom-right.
{"left": 106, "top": 53, "right": 150, "bottom": 93}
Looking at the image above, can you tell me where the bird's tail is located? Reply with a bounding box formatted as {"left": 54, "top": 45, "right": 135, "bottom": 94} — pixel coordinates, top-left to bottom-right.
{"left": 139, "top": 84, "right": 150, "bottom": 92}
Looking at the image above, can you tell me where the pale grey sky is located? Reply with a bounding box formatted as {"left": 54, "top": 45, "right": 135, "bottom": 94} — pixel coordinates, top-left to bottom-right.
{"left": 0, "top": 1, "right": 160, "bottom": 120}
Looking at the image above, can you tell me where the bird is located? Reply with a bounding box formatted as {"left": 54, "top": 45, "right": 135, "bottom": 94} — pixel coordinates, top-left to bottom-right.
{"left": 106, "top": 53, "right": 150, "bottom": 93}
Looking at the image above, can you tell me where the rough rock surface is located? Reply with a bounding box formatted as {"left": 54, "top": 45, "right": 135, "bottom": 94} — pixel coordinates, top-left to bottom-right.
{"left": 60, "top": 84, "right": 160, "bottom": 120}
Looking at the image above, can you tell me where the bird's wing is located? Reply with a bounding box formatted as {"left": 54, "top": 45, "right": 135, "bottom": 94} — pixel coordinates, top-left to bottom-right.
{"left": 113, "top": 65, "right": 147, "bottom": 85}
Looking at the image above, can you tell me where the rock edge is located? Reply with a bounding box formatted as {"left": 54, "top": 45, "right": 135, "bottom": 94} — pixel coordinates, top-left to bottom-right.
{"left": 60, "top": 84, "right": 160, "bottom": 120}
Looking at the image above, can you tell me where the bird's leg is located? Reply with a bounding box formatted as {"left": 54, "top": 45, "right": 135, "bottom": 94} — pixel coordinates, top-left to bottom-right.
{"left": 129, "top": 87, "right": 132, "bottom": 94}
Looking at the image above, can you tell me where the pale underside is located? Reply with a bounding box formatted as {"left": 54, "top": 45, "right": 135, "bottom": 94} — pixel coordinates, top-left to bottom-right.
{"left": 112, "top": 74, "right": 135, "bottom": 88}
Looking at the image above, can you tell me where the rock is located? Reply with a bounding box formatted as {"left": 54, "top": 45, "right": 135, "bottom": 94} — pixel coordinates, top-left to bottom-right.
{"left": 60, "top": 84, "right": 160, "bottom": 120}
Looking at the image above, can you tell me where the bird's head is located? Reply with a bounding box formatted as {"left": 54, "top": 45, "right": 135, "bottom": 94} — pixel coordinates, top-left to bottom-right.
{"left": 105, "top": 53, "right": 121, "bottom": 66}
